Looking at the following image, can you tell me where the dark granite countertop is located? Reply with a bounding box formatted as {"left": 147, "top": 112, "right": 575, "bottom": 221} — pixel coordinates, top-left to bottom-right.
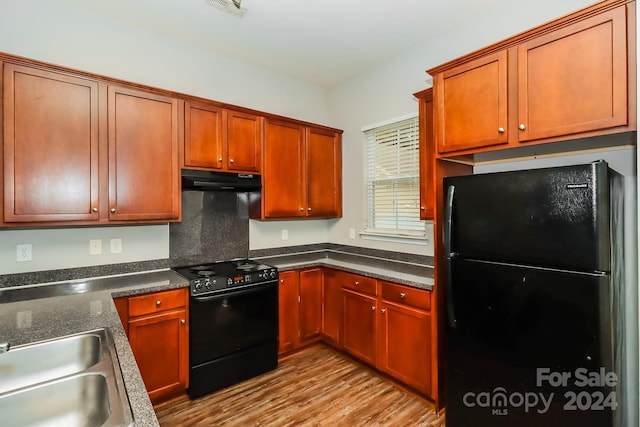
{"left": 0, "top": 270, "right": 189, "bottom": 427}
{"left": 255, "top": 250, "right": 434, "bottom": 290}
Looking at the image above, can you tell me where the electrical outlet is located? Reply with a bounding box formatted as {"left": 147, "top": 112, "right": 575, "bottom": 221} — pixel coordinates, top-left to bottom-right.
{"left": 89, "top": 239, "right": 102, "bottom": 255}
{"left": 17, "top": 311, "right": 32, "bottom": 329}
{"left": 349, "top": 228, "right": 356, "bottom": 239}
{"left": 281, "top": 229, "right": 288, "bottom": 240}
{"left": 16, "top": 244, "right": 32, "bottom": 262}
{"left": 110, "top": 238, "right": 122, "bottom": 254}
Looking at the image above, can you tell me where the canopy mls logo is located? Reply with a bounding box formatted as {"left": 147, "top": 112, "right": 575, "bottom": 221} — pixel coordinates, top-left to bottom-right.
{"left": 462, "top": 368, "right": 618, "bottom": 416}
{"left": 566, "top": 183, "right": 589, "bottom": 189}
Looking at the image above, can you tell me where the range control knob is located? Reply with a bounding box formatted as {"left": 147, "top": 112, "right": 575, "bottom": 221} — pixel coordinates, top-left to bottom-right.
{"left": 270, "top": 271, "right": 277, "bottom": 279}
{"left": 227, "top": 278, "right": 233, "bottom": 286}
{"left": 194, "top": 280, "right": 203, "bottom": 291}
{"left": 204, "top": 279, "right": 212, "bottom": 289}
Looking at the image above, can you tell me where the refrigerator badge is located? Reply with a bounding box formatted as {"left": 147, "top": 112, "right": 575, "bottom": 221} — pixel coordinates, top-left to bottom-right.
{"left": 566, "top": 183, "right": 589, "bottom": 189}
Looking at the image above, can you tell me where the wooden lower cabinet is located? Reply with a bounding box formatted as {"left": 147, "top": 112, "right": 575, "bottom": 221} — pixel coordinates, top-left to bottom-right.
{"left": 278, "top": 268, "right": 323, "bottom": 355}
{"left": 342, "top": 288, "right": 378, "bottom": 366}
{"left": 114, "top": 288, "right": 188, "bottom": 404}
{"left": 321, "top": 269, "right": 342, "bottom": 348}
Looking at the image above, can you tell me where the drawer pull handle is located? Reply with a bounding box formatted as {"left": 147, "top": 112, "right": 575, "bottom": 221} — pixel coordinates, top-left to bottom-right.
{"left": 400, "top": 292, "right": 406, "bottom": 299}
{"left": 156, "top": 300, "right": 162, "bottom": 307}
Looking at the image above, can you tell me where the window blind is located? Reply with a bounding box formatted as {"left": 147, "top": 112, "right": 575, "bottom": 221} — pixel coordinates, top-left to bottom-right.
{"left": 364, "top": 115, "right": 424, "bottom": 237}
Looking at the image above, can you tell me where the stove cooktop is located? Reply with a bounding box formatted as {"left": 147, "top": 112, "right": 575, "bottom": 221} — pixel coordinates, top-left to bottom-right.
{"left": 173, "top": 259, "right": 278, "bottom": 297}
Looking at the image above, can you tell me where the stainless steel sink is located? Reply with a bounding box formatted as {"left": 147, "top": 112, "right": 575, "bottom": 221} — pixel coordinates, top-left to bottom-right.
{"left": 0, "top": 332, "right": 102, "bottom": 394}
{"left": 0, "top": 329, "right": 133, "bottom": 427}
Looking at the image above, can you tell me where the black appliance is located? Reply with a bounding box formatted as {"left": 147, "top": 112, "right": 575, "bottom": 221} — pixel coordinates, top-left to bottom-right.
{"left": 442, "top": 160, "right": 623, "bottom": 427}
{"left": 173, "top": 259, "right": 279, "bottom": 399}
{"left": 181, "top": 169, "right": 261, "bottom": 192}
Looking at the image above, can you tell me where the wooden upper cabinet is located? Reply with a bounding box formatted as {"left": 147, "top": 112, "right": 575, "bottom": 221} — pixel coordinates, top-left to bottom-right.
{"left": 183, "top": 104, "right": 263, "bottom": 173}
{"left": 255, "top": 118, "right": 342, "bottom": 220}
{"left": 434, "top": 50, "right": 509, "bottom": 154}
{"left": 262, "top": 118, "right": 306, "bottom": 218}
{"left": 108, "top": 85, "right": 180, "bottom": 221}
{"left": 184, "top": 102, "right": 224, "bottom": 169}
{"left": 226, "top": 110, "right": 263, "bottom": 172}
{"left": 430, "top": 1, "right": 634, "bottom": 156}
{"left": 306, "top": 126, "right": 342, "bottom": 218}
{"left": 517, "top": 6, "right": 628, "bottom": 141}
{"left": 415, "top": 88, "right": 434, "bottom": 220}
{"left": 3, "top": 64, "right": 100, "bottom": 222}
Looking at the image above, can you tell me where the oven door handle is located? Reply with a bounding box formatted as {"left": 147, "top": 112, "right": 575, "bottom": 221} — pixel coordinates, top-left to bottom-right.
{"left": 191, "top": 282, "right": 277, "bottom": 302}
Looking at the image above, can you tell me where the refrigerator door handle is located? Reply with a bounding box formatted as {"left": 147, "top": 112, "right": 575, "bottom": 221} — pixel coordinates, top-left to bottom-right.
{"left": 444, "top": 184, "right": 457, "bottom": 328}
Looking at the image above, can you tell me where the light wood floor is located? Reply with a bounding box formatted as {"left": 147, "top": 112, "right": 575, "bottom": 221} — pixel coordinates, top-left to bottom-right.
{"left": 154, "top": 344, "right": 445, "bottom": 426}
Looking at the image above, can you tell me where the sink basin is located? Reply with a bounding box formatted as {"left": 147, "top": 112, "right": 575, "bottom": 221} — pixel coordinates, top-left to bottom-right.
{"left": 0, "top": 329, "right": 133, "bottom": 427}
{"left": 0, "top": 333, "right": 102, "bottom": 394}
{"left": 0, "top": 373, "right": 111, "bottom": 427}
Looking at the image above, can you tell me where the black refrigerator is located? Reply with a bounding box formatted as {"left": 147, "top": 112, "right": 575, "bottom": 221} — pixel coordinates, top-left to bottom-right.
{"left": 442, "top": 160, "right": 624, "bottom": 427}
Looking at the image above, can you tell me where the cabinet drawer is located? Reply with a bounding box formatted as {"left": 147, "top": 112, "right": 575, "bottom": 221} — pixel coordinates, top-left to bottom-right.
{"left": 380, "top": 281, "right": 431, "bottom": 311}
{"left": 128, "top": 289, "right": 187, "bottom": 317}
{"left": 341, "top": 273, "right": 377, "bottom": 296}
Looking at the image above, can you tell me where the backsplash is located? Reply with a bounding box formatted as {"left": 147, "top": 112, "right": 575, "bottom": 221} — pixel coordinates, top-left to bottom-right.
{"left": 169, "top": 190, "right": 250, "bottom": 266}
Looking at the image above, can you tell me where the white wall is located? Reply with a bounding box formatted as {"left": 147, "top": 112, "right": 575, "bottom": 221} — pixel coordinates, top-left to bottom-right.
{"left": 0, "top": 0, "right": 331, "bottom": 273}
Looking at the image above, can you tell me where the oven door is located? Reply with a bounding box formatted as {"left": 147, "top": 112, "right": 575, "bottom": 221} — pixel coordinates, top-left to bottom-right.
{"left": 189, "top": 281, "right": 278, "bottom": 366}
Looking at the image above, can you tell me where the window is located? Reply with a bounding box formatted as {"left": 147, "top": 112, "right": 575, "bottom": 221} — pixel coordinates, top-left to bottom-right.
{"left": 363, "top": 114, "right": 424, "bottom": 240}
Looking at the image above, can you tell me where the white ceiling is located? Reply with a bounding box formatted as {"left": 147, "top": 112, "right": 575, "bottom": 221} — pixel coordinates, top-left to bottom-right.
{"left": 67, "top": 0, "right": 528, "bottom": 88}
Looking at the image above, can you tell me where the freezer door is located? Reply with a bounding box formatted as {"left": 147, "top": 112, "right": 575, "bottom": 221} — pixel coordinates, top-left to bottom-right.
{"left": 445, "top": 259, "right": 615, "bottom": 427}
{"left": 443, "top": 161, "right": 612, "bottom": 272}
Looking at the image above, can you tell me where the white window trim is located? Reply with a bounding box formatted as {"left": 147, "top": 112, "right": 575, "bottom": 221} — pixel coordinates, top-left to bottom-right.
{"left": 361, "top": 113, "right": 426, "bottom": 244}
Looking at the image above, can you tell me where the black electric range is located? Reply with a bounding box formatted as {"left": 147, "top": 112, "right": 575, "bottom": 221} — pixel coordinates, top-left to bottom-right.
{"left": 173, "top": 259, "right": 278, "bottom": 297}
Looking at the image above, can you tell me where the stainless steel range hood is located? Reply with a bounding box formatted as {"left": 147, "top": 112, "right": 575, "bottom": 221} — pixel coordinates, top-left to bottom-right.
{"left": 181, "top": 169, "right": 261, "bottom": 191}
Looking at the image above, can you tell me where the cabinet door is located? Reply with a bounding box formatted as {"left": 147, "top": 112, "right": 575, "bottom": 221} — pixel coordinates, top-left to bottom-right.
{"left": 342, "top": 289, "right": 377, "bottom": 366}
{"left": 298, "top": 268, "right": 323, "bottom": 342}
{"left": 435, "top": 51, "right": 508, "bottom": 153}
{"left": 184, "top": 101, "right": 224, "bottom": 169}
{"left": 263, "top": 118, "right": 305, "bottom": 218}
{"left": 321, "top": 269, "right": 342, "bottom": 347}
{"left": 278, "top": 270, "right": 299, "bottom": 354}
{"left": 416, "top": 88, "right": 434, "bottom": 220}
{"left": 306, "top": 127, "right": 342, "bottom": 218}
{"left": 226, "top": 110, "right": 263, "bottom": 173}
{"left": 379, "top": 300, "right": 431, "bottom": 395}
{"left": 3, "top": 63, "right": 99, "bottom": 222}
{"left": 517, "top": 7, "right": 628, "bottom": 142}
{"left": 128, "top": 308, "right": 188, "bottom": 403}
{"left": 108, "top": 86, "right": 180, "bottom": 221}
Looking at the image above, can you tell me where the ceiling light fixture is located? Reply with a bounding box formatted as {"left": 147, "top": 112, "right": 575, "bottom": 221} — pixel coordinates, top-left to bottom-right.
{"left": 205, "top": 0, "right": 247, "bottom": 17}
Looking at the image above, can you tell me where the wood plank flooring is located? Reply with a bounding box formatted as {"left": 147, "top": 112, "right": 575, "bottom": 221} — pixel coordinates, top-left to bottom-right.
{"left": 154, "top": 344, "right": 445, "bottom": 426}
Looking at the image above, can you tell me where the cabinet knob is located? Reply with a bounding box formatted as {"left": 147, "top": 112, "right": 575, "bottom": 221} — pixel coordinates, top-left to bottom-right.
{"left": 218, "top": 157, "right": 223, "bottom": 162}
{"left": 156, "top": 300, "right": 161, "bottom": 307}
{"left": 381, "top": 308, "right": 386, "bottom": 314}
{"left": 371, "top": 306, "right": 376, "bottom": 311}
{"left": 307, "top": 207, "right": 311, "bottom": 211}
{"left": 110, "top": 208, "right": 116, "bottom": 213}
{"left": 92, "top": 207, "right": 98, "bottom": 212}
{"left": 229, "top": 159, "right": 235, "bottom": 163}
{"left": 400, "top": 292, "right": 406, "bottom": 299}
{"left": 180, "top": 319, "right": 186, "bottom": 325}
{"left": 519, "top": 124, "right": 526, "bottom": 130}
{"left": 299, "top": 207, "right": 304, "bottom": 211}
{"left": 354, "top": 281, "right": 359, "bottom": 286}
{"left": 420, "top": 206, "right": 426, "bottom": 211}
{"left": 280, "top": 279, "right": 284, "bottom": 284}
{"left": 498, "top": 127, "right": 505, "bottom": 133}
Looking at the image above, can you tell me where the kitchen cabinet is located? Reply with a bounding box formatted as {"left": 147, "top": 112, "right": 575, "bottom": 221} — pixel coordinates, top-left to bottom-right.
{"left": 430, "top": 1, "right": 633, "bottom": 156}
{"left": 114, "top": 288, "right": 189, "bottom": 404}
{"left": 340, "top": 273, "right": 378, "bottom": 366}
{"left": 378, "top": 281, "right": 432, "bottom": 395}
{"left": 414, "top": 88, "right": 435, "bottom": 220}
{"left": 278, "top": 268, "right": 323, "bottom": 355}
{"left": 254, "top": 117, "right": 342, "bottom": 219}
{"left": 2, "top": 60, "right": 182, "bottom": 225}
{"left": 183, "top": 102, "right": 263, "bottom": 173}
{"left": 321, "top": 268, "right": 343, "bottom": 348}
{"left": 3, "top": 63, "right": 100, "bottom": 222}
{"left": 108, "top": 85, "right": 180, "bottom": 221}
